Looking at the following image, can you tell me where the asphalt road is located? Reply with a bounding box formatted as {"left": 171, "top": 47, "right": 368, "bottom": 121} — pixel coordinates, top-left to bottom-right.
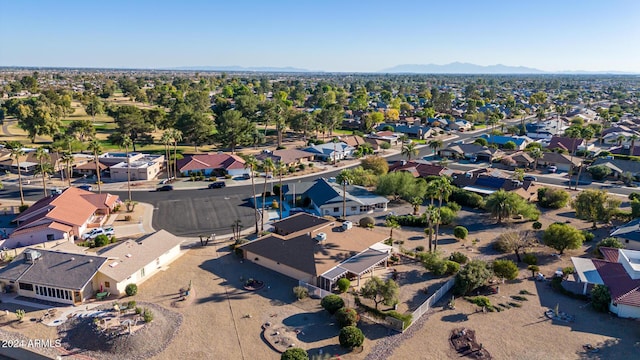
{"left": 3, "top": 115, "right": 635, "bottom": 236}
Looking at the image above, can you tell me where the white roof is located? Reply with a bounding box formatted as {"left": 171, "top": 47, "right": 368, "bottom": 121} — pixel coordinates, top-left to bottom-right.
{"left": 571, "top": 257, "right": 604, "bottom": 284}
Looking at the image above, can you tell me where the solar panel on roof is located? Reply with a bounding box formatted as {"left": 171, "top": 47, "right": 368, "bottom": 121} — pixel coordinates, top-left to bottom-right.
{"left": 475, "top": 177, "right": 506, "bottom": 189}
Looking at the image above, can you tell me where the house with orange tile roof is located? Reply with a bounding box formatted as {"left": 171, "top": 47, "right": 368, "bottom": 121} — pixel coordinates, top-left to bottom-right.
{"left": 1, "top": 187, "right": 120, "bottom": 249}
{"left": 176, "top": 153, "right": 248, "bottom": 177}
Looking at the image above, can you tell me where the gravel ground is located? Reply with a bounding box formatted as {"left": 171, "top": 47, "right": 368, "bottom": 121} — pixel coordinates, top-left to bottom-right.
{"left": 57, "top": 302, "right": 182, "bottom": 360}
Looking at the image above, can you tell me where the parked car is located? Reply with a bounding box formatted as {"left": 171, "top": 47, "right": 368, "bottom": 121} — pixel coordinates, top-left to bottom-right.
{"left": 77, "top": 184, "right": 93, "bottom": 191}
{"left": 82, "top": 227, "right": 115, "bottom": 240}
{"left": 51, "top": 188, "right": 64, "bottom": 195}
{"left": 208, "top": 181, "right": 226, "bottom": 189}
{"left": 242, "top": 173, "right": 252, "bottom": 179}
{"left": 157, "top": 185, "right": 174, "bottom": 191}
{"left": 523, "top": 175, "right": 537, "bottom": 181}
{"left": 548, "top": 166, "right": 558, "bottom": 173}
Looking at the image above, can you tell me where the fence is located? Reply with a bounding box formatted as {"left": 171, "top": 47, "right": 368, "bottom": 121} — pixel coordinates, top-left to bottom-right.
{"left": 298, "top": 280, "right": 332, "bottom": 299}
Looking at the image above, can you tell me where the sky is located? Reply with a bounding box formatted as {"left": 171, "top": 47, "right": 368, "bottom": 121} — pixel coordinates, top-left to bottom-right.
{"left": 1, "top": 0, "right": 640, "bottom": 72}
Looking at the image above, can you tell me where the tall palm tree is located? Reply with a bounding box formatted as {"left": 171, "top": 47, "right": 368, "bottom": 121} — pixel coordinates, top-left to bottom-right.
{"left": 61, "top": 152, "right": 74, "bottom": 188}
{"left": 160, "top": 131, "right": 173, "bottom": 181}
{"left": 485, "top": 189, "right": 515, "bottom": 223}
{"left": 433, "top": 177, "right": 453, "bottom": 252}
{"left": 529, "top": 148, "right": 543, "bottom": 170}
{"left": 401, "top": 142, "right": 418, "bottom": 161}
{"left": 87, "top": 138, "right": 103, "bottom": 194}
{"left": 276, "top": 161, "right": 287, "bottom": 220}
{"left": 260, "top": 158, "right": 275, "bottom": 232}
{"left": 574, "top": 128, "right": 594, "bottom": 190}
{"left": 336, "top": 169, "right": 354, "bottom": 220}
{"left": 6, "top": 141, "right": 25, "bottom": 205}
{"left": 424, "top": 205, "right": 439, "bottom": 253}
{"left": 34, "top": 163, "right": 54, "bottom": 196}
{"left": 629, "top": 134, "right": 639, "bottom": 155}
{"left": 616, "top": 134, "right": 626, "bottom": 147}
{"left": 243, "top": 155, "right": 260, "bottom": 234}
{"left": 170, "top": 129, "right": 182, "bottom": 180}
{"left": 425, "top": 180, "right": 439, "bottom": 206}
{"left": 122, "top": 135, "right": 133, "bottom": 203}
{"left": 34, "top": 147, "right": 50, "bottom": 197}
{"left": 385, "top": 218, "right": 399, "bottom": 241}
{"left": 428, "top": 139, "right": 443, "bottom": 157}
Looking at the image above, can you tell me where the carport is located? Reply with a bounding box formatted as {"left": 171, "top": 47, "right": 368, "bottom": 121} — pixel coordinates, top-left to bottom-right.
{"left": 318, "top": 248, "right": 390, "bottom": 290}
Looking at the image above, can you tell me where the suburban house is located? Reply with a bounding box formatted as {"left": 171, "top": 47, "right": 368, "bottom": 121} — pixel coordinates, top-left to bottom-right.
{"left": 1, "top": 187, "right": 120, "bottom": 249}
{"left": 75, "top": 159, "right": 109, "bottom": 178}
{"left": 304, "top": 142, "right": 354, "bottom": 162}
{"left": 479, "top": 134, "right": 530, "bottom": 150}
{"left": 608, "top": 145, "right": 640, "bottom": 157}
{"left": 376, "top": 123, "right": 434, "bottom": 139}
{"left": 176, "top": 153, "right": 248, "bottom": 177}
{"left": 526, "top": 120, "right": 568, "bottom": 140}
{"left": 589, "top": 158, "right": 640, "bottom": 180}
{"left": 283, "top": 178, "right": 389, "bottom": 217}
{"left": 388, "top": 160, "right": 450, "bottom": 178}
{"left": 449, "top": 119, "right": 472, "bottom": 131}
{"left": 570, "top": 247, "right": 640, "bottom": 318}
{"left": 603, "top": 131, "right": 638, "bottom": 146}
{"left": 452, "top": 169, "right": 538, "bottom": 200}
{"left": 546, "top": 136, "right": 592, "bottom": 153}
{"left": 238, "top": 213, "right": 391, "bottom": 291}
{"left": 110, "top": 154, "right": 164, "bottom": 181}
{"left": 502, "top": 151, "right": 535, "bottom": 168}
{"left": 0, "top": 230, "right": 184, "bottom": 304}
{"left": 255, "top": 149, "right": 315, "bottom": 168}
{"left": 609, "top": 218, "right": 640, "bottom": 251}
{"left": 366, "top": 131, "right": 401, "bottom": 146}
{"left": 439, "top": 143, "right": 504, "bottom": 162}
{"left": 539, "top": 152, "right": 581, "bottom": 172}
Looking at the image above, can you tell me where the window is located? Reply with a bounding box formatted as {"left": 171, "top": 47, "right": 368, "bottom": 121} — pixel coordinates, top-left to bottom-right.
{"left": 156, "top": 258, "right": 160, "bottom": 266}
{"left": 351, "top": 207, "right": 357, "bottom": 211}
{"left": 333, "top": 207, "right": 339, "bottom": 212}
{"left": 140, "top": 267, "right": 145, "bottom": 278}
{"left": 105, "top": 281, "right": 111, "bottom": 288}
{"left": 19, "top": 282, "right": 33, "bottom": 291}
{"left": 46, "top": 234, "right": 54, "bottom": 241}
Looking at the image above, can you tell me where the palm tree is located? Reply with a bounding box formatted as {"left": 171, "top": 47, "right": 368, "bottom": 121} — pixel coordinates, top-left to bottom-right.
{"left": 616, "top": 134, "right": 626, "bottom": 147}
{"left": 410, "top": 196, "right": 422, "bottom": 215}
{"left": 243, "top": 155, "right": 260, "bottom": 234}
{"left": 276, "top": 161, "right": 287, "bottom": 220}
{"left": 401, "top": 142, "right": 418, "bottom": 161}
{"left": 260, "top": 158, "right": 275, "bottom": 232}
{"left": 34, "top": 163, "right": 54, "bottom": 196}
{"left": 529, "top": 148, "right": 543, "bottom": 170}
{"left": 574, "top": 128, "right": 594, "bottom": 190}
{"left": 433, "top": 177, "right": 453, "bottom": 252}
{"left": 61, "top": 152, "right": 74, "bottom": 188}
{"left": 424, "top": 205, "right": 439, "bottom": 253}
{"left": 428, "top": 139, "right": 443, "bottom": 157}
{"left": 485, "top": 189, "right": 516, "bottom": 223}
{"left": 169, "top": 129, "right": 182, "bottom": 180}
{"left": 34, "top": 147, "right": 50, "bottom": 197}
{"left": 122, "top": 135, "right": 133, "bottom": 203}
{"left": 629, "top": 134, "right": 639, "bottom": 155}
{"left": 6, "top": 141, "right": 25, "bottom": 205}
{"left": 160, "top": 131, "right": 173, "bottom": 181}
{"left": 336, "top": 169, "right": 354, "bottom": 220}
{"left": 87, "top": 138, "right": 103, "bottom": 194}
{"left": 425, "top": 180, "right": 439, "bottom": 206}
{"left": 385, "top": 218, "right": 399, "bottom": 241}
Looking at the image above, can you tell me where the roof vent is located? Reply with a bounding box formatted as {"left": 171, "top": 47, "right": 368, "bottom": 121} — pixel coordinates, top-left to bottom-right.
{"left": 70, "top": 257, "right": 75, "bottom": 261}
{"left": 24, "top": 250, "right": 42, "bottom": 263}
{"left": 89, "top": 259, "right": 93, "bottom": 263}
{"left": 110, "top": 262, "right": 119, "bottom": 268}
{"left": 315, "top": 233, "right": 327, "bottom": 242}
{"left": 342, "top": 221, "right": 353, "bottom": 231}
{"left": 125, "top": 254, "right": 132, "bottom": 258}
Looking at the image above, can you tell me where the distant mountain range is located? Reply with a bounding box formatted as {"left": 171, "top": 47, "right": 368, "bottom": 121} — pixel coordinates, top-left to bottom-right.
{"left": 171, "top": 65, "right": 313, "bottom": 73}
{"left": 380, "top": 62, "right": 637, "bottom": 75}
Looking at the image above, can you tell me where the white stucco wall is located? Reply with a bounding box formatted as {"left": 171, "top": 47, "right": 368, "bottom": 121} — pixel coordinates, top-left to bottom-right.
{"left": 4, "top": 229, "right": 68, "bottom": 249}
{"left": 611, "top": 302, "right": 640, "bottom": 319}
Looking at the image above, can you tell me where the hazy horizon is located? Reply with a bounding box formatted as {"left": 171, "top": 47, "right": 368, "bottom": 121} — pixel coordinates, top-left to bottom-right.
{"left": 1, "top": 0, "right": 639, "bottom": 73}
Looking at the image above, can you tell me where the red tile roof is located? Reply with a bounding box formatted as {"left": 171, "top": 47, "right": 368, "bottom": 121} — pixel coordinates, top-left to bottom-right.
{"left": 547, "top": 136, "right": 584, "bottom": 152}
{"left": 593, "top": 258, "right": 640, "bottom": 306}
{"left": 389, "top": 161, "right": 446, "bottom": 178}
{"left": 600, "top": 247, "right": 620, "bottom": 263}
{"left": 177, "top": 153, "right": 245, "bottom": 172}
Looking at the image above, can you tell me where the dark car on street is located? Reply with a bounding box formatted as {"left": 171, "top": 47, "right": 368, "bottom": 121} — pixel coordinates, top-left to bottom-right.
{"left": 208, "top": 182, "right": 226, "bottom": 189}
{"left": 157, "top": 185, "right": 174, "bottom": 191}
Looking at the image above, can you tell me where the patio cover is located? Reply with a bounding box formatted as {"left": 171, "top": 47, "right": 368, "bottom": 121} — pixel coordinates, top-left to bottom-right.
{"left": 462, "top": 186, "right": 496, "bottom": 195}
{"left": 320, "top": 248, "right": 390, "bottom": 281}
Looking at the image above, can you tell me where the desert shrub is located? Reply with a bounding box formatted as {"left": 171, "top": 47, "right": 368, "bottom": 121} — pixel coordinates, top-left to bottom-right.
{"left": 446, "top": 202, "right": 461, "bottom": 212}
{"left": 454, "top": 260, "right": 493, "bottom": 295}
{"left": 439, "top": 206, "right": 457, "bottom": 225}
{"left": 510, "top": 295, "right": 528, "bottom": 301}
{"left": 93, "top": 234, "right": 110, "bottom": 247}
{"left": 321, "top": 294, "right": 345, "bottom": 314}
{"left": 142, "top": 308, "right": 153, "bottom": 323}
{"left": 442, "top": 260, "right": 461, "bottom": 275}
{"left": 124, "top": 215, "right": 132, "bottom": 221}
{"left": 449, "top": 251, "right": 468, "bottom": 264}
{"left": 508, "top": 302, "right": 522, "bottom": 308}
{"left": 298, "top": 163, "right": 306, "bottom": 171}
{"left": 450, "top": 188, "right": 485, "bottom": 208}
{"left": 339, "top": 326, "right": 364, "bottom": 348}
{"left": 125, "top": 284, "right": 138, "bottom": 296}
{"left": 596, "top": 237, "right": 625, "bottom": 257}
{"left": 527, "top": 265, "right": 540, "bottom": 276}
{"left": 532, "top": 221, "right": 542, "bottom": 230}
{"left": 493, "top": 259, "right": 519, "bottom": 280}
{"left": 15, "top": 309, "right": 25, "bottom": 321}
{"left": 335, "top": 307, "right": 359, "bottom": 328}
{"left": 293, "top": 286, "right": 309, "bottom": 300}
{"left": 385, "top": 310, "right": 412, "bottom": 330}
{"left": 19, "top": 204, "right": 29, "bottom": 213}
{"left": 272, "top": 184, "right": 282, "bottom": 196}
{"left": 591, "top": 285, "right": 611, "bottom": 312}
{"left": 232, "top": 238, "right": 249, "bottom": 256}
{"left": 464, "top": 296, "right": 493, "bottom": 309}
{"left": 224, "top": 174, "right": 232, "bottom": 179}
{"left": 537, "top": 187, "right": 570, "bottom": 209}
{"left": 281, "top": 348, "right": 309, "bottom": 360}
{"left": 588, "top": 165, "right": 612, "bottom": 180}
{"left": 629, "top": 192, "right": 640, "bottom": 201}
{"left": 127, "top": 301, "right": 137, "bottom": 309}
{"left": 453, "top": 226, "right": 468, "bottom": 240}
{"left": 380, "top": 142, "right": 391, "bottom": 150}
{"left": 519, "top": 290, "right": 534, "bottom": 295}
{"left": 336, "top": 278, "right": 351, "bottom": 293}
{"left": 135, "top": 307, "right": 142, "bottom": 315}
{"left": 359, "top": 216, "right": 375, "bottom": 228}
{"left": 562, "top": 267, "right": 574, "bottom": 276}
{"left": 417, "top": 251, "right": 442, "bottom": 271}
{"left": 386, "top": 214, "right": 427, "bottom": 227}
{"left": 522, "top": 253, "right": 537, "bottom": 266}
{"left": 415, "top": 245, "right": 425, "bottom": 252}
{"left": 582, "top": 230, "right": 595, "bottom": 242}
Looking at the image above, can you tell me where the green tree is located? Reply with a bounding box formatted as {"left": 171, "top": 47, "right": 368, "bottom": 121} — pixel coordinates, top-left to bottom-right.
{"left": 376, "top": 172, "right": 427, "bottom": 201}
{"left": 596, "top": 237, "right": 625, "bottom": 257}
{"left": 537, "top": 187, "right": 570, "bottom": 209}
{"left": 428, "top": 139, "right": 443, "bottom": 156}
{"left": 6, "top": 141, "right": 25, "bottom": 205}
{"left": 320, "top": 294, "right": 345, "bottom": 314}
{"left": 175, "top": 111, "right": 215, "bottom": 151}
{"left": 276, "top": 161, "right": 287, "bottom": 220}
{"left": 260, "top": 158, "right": 275, "bottom": 232}
{"left": 33, "top": 147, "right": 51, "bottom": 197}
{"left": 453, "top": 226, "right": 468, "bottom": 241}
{"left": 494, "top": 231, "right": 534, "bottom": 262}
{"left": 401, "top": 142, "right": 418, "bottom": 161}
{"left": 160, "top": 131, "right": 173, "bottom": 181}
{"left": 473, "top": 137, "right": 488, "bottom": 147}
{"left": 529, "top": 147, "right": 543, "bottom": 170}
{"left": 215, "top": 110, "right": 254, "bottom": 153}
{"left": 360, "top": 276, "right": 399, "bottom": 309}
{"left": 66, "top": 119, "right": 96, "bottom": 143}
{"left": 339, "top": 326, "right": 364, "bottom": 349}
{"left": 590, "top": 285, "right": 611, "bottom": 313}
{"left": 336, "top": 169, "right": 355, "bottom": 219}
{"left": 108, "top": 105, "right": 154, "bottom": 151}
{"left": 588, "top": 165, "right": 612, "bottom": 180}
{"left": 242, "top": 155, "right": 260, "bottom": 234}
{"left": 542, "top": 223, "right": 585, "bottom": 254}
{"left": 453, "top": 260, "right": 493, "bottom": 295}
{"left": 122, "top": 135, "right": 133, "bottom": 203}
{"left": 503, "top": 141, "right": 517, "bottom": 150}
{"left": 281, "top": 348, "right": 309, "bottom": 360}
{"left": 335, "top": 307, "right": 359, "bottom": 328}
{"left": 87, "top": 138, "right": 103, "bottom": 193}
{"left": 385, "top": 218, "right": 400, "bottom": 240}
{"left": 484, "top": 190, "right": 539, "bottom": 223}
{"left": 572, "top": 189, "right": 621, "bottom": 228}
{"left": 83, "top": 95, "right": 104, "bottom": 122}
{"left": 492, "top": 259, "right": 519, "bottom": 280}
{"left": 360, "top": 156, "right": 388, "bottom": 175}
